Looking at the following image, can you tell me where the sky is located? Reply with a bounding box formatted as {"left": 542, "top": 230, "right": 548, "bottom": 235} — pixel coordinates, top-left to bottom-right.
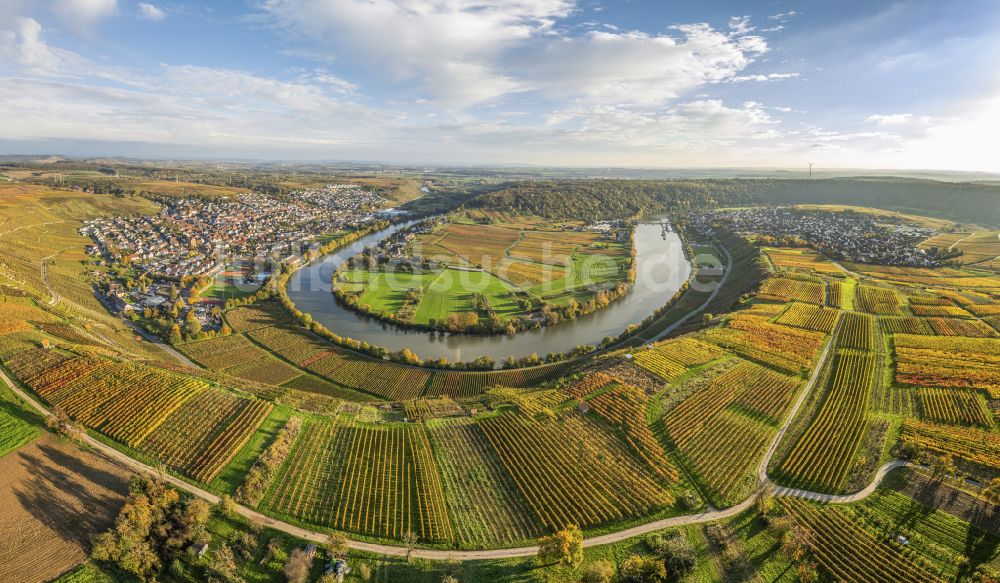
{"left": 0, "top": 0, "right": 999, "bottom": 171}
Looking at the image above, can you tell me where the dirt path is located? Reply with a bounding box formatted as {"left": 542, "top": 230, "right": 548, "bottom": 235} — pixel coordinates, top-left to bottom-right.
{"left": 40, "top": 253, "right": 59, "bottom": 306}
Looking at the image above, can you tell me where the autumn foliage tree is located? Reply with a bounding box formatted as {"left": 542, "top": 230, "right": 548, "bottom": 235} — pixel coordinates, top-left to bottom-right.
{"left": 537, "top": 524, "right": 584, "bottom": 568}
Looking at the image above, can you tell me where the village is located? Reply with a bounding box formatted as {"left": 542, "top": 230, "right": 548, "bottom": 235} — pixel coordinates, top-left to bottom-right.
{"left": 80, "top": 185, "right": 389, "bottom": 336}
{"left": 692, "top": 207, "right": 942, "bottom": 266}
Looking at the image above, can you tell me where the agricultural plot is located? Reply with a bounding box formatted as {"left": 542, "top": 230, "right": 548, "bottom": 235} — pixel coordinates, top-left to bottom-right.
{"left": 775, "top": 302, "right": 840, "bottom": 333}
{"left": 588, "top": 384, "right": 679, "bottom": 481}
{"left": 140, "top": 389, "right": 273, "bottom": 482}
{"left": 21, "top": 357, "right": 206, "bottom": 447}
{"left": 757, "top": 275, "right": 825, "bottom": 304}
{"left": 778, "top": 350, "right": 877, "bottom": 492}
{"left": 246, "top": 325, "right": 330, "bottom": 365}
{"left": 305, "top": 351, "right": 430, "bottom": 400}
{"left": 899, "top": 419, "right": 1000, "bottom": 476}
{"left": 837, "top": 312, "right": 873, "bottom": 350}
{"left": 926, "top": 317, "right": 998, "bottom": 337}
{"left": 478, "top": 413, "right": 672, "bottom": 531}
{"left": 910, "top": 304, "right": 973, "bottom": 318}
{"left": 664, "top": 360, "right": 800, "bottom": 504}
{"left": 781, "top": 498, "right": 939, "bottom": 583}
{"left": 424, "top": 364, "right": 567, "bottom": 398}
{"left": 763, "top": 247, "right": 842, "bottom": 274}
{"left": 851, "top": 489, "right": 1000, "bottom": 581}
{"left": 704, "top": 314, "right": 825, "bottom": 374}
{"left": 966, "top": 303, "right": 1000, "bottom": 317}
{"left": 426, "top": 418, "right": 540, "bottom": 546}
{"left": 879, "top": 316, "right": 932, "bottom": 335}
{"left": 855, "top": 285, "right": 902, "bottom": 315}
{"left": 225, "top": 302, "right": 293, "bottom": 332}
{"left": 632, "top": 337, "right": 728, "bottom": 382}
{"left": 265, "top": 420, "right": 453, "bottom": 542}
{"left": 917, "top": 388, "right": 992, "bottom": 427}
{"left": 0, "top": 395, "right": 39, "bottom": 457}
{"left": 894, "top": 334, "right": 1000, "bottom": 397}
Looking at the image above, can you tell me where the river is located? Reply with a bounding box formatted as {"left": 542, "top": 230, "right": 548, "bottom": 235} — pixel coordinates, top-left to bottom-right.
{"left": 286, "top": 220, "right": 691, "bottom": 362}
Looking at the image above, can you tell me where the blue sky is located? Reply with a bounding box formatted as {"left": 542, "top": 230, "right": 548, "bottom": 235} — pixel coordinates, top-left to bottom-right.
{"left": 1, "top": 0, "right": 998, "bottom": 170}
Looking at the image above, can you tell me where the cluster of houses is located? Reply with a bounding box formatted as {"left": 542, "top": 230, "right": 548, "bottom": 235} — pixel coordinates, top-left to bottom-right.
{"left": 693, "top": 207, "right": 940, "bottom": 266}
{"left": 83, "top": 186, "right": 390, "bottom": 328}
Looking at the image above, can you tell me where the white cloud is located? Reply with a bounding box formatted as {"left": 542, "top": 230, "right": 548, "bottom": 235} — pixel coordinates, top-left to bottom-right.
{"left": 136, "top": 2, "right": 166, "bottom": 21}
{"left": 866, "top": 113, "right": 932, "bottom": 126}
{"left": 768, "top": 11, "right": 798, "bottom": 21}
{"left": 0, "top": 17, "right": 88, "bottom": 74}
{"left": 52, "top": 0, "right": 117, "bottom": 28}
{"left": 258, "top": 1, "right": 776, "bottom": 109}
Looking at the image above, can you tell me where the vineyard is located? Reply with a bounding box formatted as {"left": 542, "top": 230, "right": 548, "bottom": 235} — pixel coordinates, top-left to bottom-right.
{"left": 632, "top": 337, "right": 728, "bottom": 382}
{"left": 916, "top": 388, "right": 992, "bottom": 427}
{"left": 898, "top": 419, "right": 1000, "bottom": 476}
{"left": 780, "top": 498, "right": 939, "bottom": 583}
{"left": 775, "top": 302, "right": 840, "bottom": 333}
{"left": 426, "top": 418, "right": 541, "bottom": 546}
{"left": 424, "top": 364, "right": 566, "bottom": 398}
{"left": 664, "top": 360, "right": 800, "bottom": 504}
{"left": 893, "top": 334, "right": 1000, "bottom": 397}
{"left": 477, "top": 413, "right": 672, "bottom": 530}
{"left": 757, "top": 275, "right": 825, "bottom": 304}
{"left": 141, "top": 389, "right": 273, "bottom": 482}
{"left": 910, "top": 304, "right": 974, "bottom": 318}
{"left": 879, "top": 316, "right": 932, "bottom": 335}
{"left": 588, "top": 383, "right": 679, "bottom": 481}
{"left": 3, "top": 350, "right": 275, "bottom": 483}
{"left": 778, "top": 350, "right": 877, "bottom": 492}
{"left": 763, "top": 247, "right": 842, "bottom": 274}
{"left": 837, "top": 312, "right": 873, "bottom": 350}
{"left": 925, "top": 317, "right": 998, "bottom": 337}
{"left": 264, "top": 420, "right": 454, "bottom": 542}
{"left": 704, "top": 314, "right": 825, "bottom": 374}
{"left": 855, "top": 285, "right": 902, "bottom": 315}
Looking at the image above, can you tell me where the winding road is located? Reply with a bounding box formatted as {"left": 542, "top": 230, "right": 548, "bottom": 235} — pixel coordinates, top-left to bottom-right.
{"left": 0, "top": 306, "right": 916, "bottom": 561}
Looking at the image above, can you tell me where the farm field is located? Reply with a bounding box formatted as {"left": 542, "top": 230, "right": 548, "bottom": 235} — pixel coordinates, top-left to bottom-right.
{"left": 703, "top": 313, "right": 825, "bottom": 374}
{"left": 0, "top": 436, "right": 131, "bottom": 583}
{"left": 334, "top": 217, "right": 632, "bottom": 330}
{"left": 762, "top": 246, "right": 843, "bottom": 274}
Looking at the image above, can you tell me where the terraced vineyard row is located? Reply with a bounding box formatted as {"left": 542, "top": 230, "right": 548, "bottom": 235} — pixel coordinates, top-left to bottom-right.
{"left": 899, "top": 419, "right": 1000, "bottom": 475}
{"left": 6, "top": 352, "right": 273, "bottom": 482}
{"left": 778, "top": 350, "right": 877, "bottom": 492}
{"left": 917, "top": 388, "right": 992, "bottom": 427}
{"left": 855, "top": 285, "right": 902, "bottom": 315}
{"left": 478, "top": 413, "right": 672, "bottom": 530}
{"left": 879, "top": 316, "right": 931, "bottom": 335}
{"left": 781, "top": 498, "right": 939, "bottom": 583}
{"left": 893, "top": 334, "right": 1000, "bottom": 397}
{"left": 662, "top": 360, "right": 799, "bottom": 504}
{"left": 426, "top": 418, "right": 540, "bottom": 546}
{"left": 632, "top": 337, "right": 728, "bottom": 382}
{"left": 265, "top": 420, "right": 453, "bottom": 542}
{"left": 425, "top": 364, "right": 566, "bottom": 398}
{"left": 926, "top": 317, "right": 998, "bottom": 338}
{"left": 704, "top": 314, "right": 824, "bottom": 374}
{"left": 775, "top": 302, "right": 840, "bottom": 333}
{"left": 142, "top": 389, "right": 273, "bottom": 482}
{"left": 837, "top": 312, "right": 873, "bottom": 350}
{"left": 757, "top": 275, "right": 825, "bottom": 304}
{"left": 588, "top": 384, "right": 679, "bottom": 481}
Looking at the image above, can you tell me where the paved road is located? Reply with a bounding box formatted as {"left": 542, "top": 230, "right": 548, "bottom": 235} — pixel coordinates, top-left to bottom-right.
{"left": 40, "top": 253, "right": 59, "bottom": 306}
{"left": 0, "top": 315, "right": 913, "bottom": 561}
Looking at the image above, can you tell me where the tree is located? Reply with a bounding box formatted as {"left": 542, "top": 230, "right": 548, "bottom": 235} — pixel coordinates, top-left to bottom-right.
{"left": 930, "top": 453, "right": 957, "bottom": 481}
{"left": 284, "top": 548, "right": 311, "bottom": 583}
{"left": 581, "top": 560, "right": 615, "bottom": 583}
{"left": 618, "top": 554, "right": 666, "bottom": 583}
{"left": 169, "top": 324, "right": 183, "bottom": 345}
{"left": 217, "top": 494, "right": 239, "bottom": 519}
{"left": 206, "top": 545, "right": 241, "bottom": 583}
{"left": 657, "top": 534, "right": 696, "bottom": 579}
{"left": 537, "top": 524, "right": 583, "bottom": 568}
{"left": 403, "top": 531, "right": 418, "bottom": 563}
{"left": 186, "top": 310, "right": 202, "bottom": 337}
{"left": 327, "top": 532, "right": 349, "bottom": 558}
{"left": 980, "top": 478, "right": 1000, "bottom": 506}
